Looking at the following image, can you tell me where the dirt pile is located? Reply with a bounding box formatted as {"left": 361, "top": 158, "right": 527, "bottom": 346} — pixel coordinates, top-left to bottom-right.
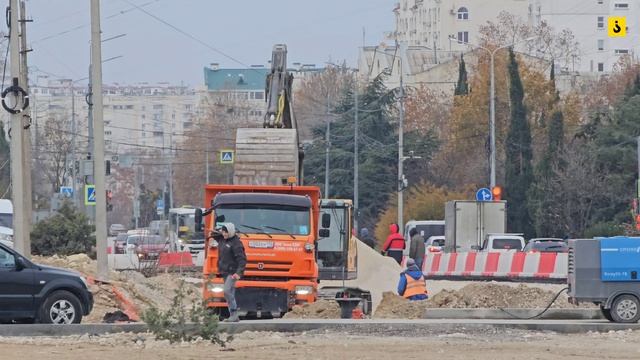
{"left": 321, "top": 239, "right": 401, "bottom": 312}
{"left": 283, "top": 300, "right": 341, "bottom": 319}
{"left": 374, "top": 283, "right": 582, "bottom": 318}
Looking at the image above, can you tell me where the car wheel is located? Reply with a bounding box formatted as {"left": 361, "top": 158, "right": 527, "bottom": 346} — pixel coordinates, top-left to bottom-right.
{"left": 600, "top": 305, "right": 613, "bottom": 322}
{"left": 39, "top": 290, "right": 83, "bottom": 324}
{"left": 611, "top": 294, "right": 640, "bottom": 323}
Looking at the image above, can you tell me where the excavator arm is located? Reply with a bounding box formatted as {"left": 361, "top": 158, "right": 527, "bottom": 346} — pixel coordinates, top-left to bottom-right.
{"left": 264, "top": 44, "right": 295, "bottom": 129}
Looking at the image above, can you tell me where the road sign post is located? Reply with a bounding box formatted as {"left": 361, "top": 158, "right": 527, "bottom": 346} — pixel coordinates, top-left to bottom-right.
{"left": 476, "top": 188, "right": 493, "bottom": 202}
{"left": 85, "top": 185, "right": 96, "bottom": 206}
{"left": 220, "top": 150, "right": 234, "bottom": 164}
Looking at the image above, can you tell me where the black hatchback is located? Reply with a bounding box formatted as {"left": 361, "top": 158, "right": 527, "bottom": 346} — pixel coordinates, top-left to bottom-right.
{"left": 0, "top": 243, "right": 93, "bottom": 324}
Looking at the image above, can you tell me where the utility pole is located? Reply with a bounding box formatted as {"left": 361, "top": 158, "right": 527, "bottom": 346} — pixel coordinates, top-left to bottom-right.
{"left": 70, "top": 85, "right": 77, "bottom": 207}
{"left": 169, "top": 130, "right": 173, "bottom": 209}
{"left": 86, "top": 63, "right": 94, "bottom": 222}
{"left": 353, "top": 78, "right": 359, "bottom": 233}
{"left": 18, "top": 0, "right": 32, "bottom": 256}
{"left": 7, "top": 0, "right": 27, "bottom": 255}
{"left": 397, "top": 59, "right": 405, "bottom": 230}
{"left": 90, "top": 0, "right": 108, "bottom": 281}
{"left": 205, "top": 141, "right": 210, "bottom": 184}
{"left": 324, "top": 95, "right": 330, "bottom": 198}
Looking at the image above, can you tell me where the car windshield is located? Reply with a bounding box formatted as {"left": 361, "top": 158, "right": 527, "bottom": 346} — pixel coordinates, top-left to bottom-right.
{"left": 0, "top": 213, "right": 12, "bottom": 228}
{"left": 116, "top": 233, "right": 129, "bottom": 242}
{"left": 432, "top": 239, "right": 445, "bottom": 247}
{"left": 492, "top": 238, "right": 523, "bottom": 250}
{"left": 525, "top": 241, "right": 568, "bottom": 252}
{"left": 215, "top": 204, "right": 310, "bottom": 236}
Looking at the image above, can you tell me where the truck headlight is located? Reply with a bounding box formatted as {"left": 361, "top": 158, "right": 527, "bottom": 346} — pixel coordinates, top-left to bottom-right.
{"left": 304, "top": 243, "right": 314, "bottom": 252}
{"left": 207, "top": 283, "right": 224, "bottom": 294}
{"left": 295, "top": 286, "right": 313, "bottom": 296}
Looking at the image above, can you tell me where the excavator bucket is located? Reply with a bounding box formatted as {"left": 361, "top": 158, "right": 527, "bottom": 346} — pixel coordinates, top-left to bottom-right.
{"left": 233, "top": 128, "right": 300, "bottom": 185}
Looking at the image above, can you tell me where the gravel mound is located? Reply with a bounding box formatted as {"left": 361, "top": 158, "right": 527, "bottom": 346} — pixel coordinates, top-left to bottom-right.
{"left": 283, "top": 300, "right": 341, "bottom": 319}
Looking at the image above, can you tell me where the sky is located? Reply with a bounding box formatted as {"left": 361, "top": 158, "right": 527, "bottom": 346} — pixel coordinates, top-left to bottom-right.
{"left": 22, "top": 0, "right": 394, "bottom": 87}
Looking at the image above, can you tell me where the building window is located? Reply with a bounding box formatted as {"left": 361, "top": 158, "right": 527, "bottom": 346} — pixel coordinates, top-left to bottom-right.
{"left": 184, "top": 104, "right": 193, "bottom": 111}
{"left": 457, "top": 7, "right": 468, "bottom": 20}
{"left": 614, "top": 3, "right": 629, "bottom": 9}
{"left": 598, "top": 39, "right": 604, "bottom": 50}
{"left": 598, "top": 62, "right": 604, "bottom": 72}
{"left": 615, "top": 49, "right": 629, "bottom": 54}
{"left": 251, "top": 91, "right": 264, "bottom": 100}
{"left": 125, "top": 105, "right": 134, "bottom": 110}
{"left": 153, "top": 104, "right": 163, "bottom": 110}
{"left": 598, "top": 0, "right": 603, "bottom": 3}
{"left": 183, "top": 122, "right": 193, "bottom": 130}
{"left": 597, "top": 16, "right": 604, "bottom": 29}
{"left": 104, "top": 131, "right": 112, "bottom": 136}
{"left": 457, "top": 31, "right": 469, "bottom": 43}
{"left": 153, "top": 131, "right": 163, "bottom": 137}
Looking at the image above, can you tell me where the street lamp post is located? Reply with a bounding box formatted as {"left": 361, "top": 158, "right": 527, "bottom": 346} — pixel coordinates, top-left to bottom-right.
{"left": 450, "top": 36, "right": 536, "bottom": 188}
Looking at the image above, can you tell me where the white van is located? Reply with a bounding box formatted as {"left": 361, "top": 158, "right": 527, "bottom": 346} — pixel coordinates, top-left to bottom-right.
{"left": 0, "top": 199, "right": 13, "bottom": 248}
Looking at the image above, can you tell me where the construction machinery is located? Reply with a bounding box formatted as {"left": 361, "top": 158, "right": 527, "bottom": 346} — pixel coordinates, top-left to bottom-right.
{"left": 196, "top": 44, "right": 322, "bottom": 318}
{"left": 317, "top": 199, "right": 372, "bottom": 315}
{"left": 197, "top": 184, "right": 321, "bottom": 318}
{"left": 167, "top": 206, "right": 205, "bottom": 256}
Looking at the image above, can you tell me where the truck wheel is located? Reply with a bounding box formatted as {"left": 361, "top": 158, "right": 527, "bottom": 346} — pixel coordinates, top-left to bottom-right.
{"left": 611, "top": 295, "right": 640, "bottom": 323}
{"left": 39, "top": 290, "right": 83, "bottom": 324}
{"left": 600, "top": 305, "right": 613, "bottom": 322}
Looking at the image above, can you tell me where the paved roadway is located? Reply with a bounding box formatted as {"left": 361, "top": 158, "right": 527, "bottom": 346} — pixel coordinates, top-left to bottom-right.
{"left": 1, "top": 319, "right": 639, "bottom": 337}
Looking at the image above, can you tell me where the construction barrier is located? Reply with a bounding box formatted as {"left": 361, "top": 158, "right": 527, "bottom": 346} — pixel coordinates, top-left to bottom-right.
{"left": 157, "top": 251, "right": 194, "bottom": 268}
{"left": 423, "top": 251, "right": 567, "bottom": 283}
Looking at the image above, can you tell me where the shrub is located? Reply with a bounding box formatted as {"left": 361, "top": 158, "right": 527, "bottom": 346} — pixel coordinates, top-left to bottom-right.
{"left": 31, "top": 202, "right": 95, "bottom": 256}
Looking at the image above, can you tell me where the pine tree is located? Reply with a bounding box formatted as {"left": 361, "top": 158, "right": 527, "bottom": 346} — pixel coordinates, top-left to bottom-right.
{"left": 454, "top": 54, "right": 469, "bottom": 96}
{"left": 504, "top": 48, "right": 534, "bottom": 237}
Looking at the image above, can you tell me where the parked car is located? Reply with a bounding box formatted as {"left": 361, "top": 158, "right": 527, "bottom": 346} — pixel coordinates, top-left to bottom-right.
{"left": 524, "top": 239, "right": 568, "bottom": 253}
{"left": 0, "top": 242, "right": 93, "bottom": 324}
{"left": 108, "top": 223, "right": 126, "bottom": 236}
{"left": 126, "top": 234, "right": 167, "bottom": 260}
{"left": 113, "top": 233, "right": 129, "bottom": 254}
{"left": 425, "top": 235, "right": 445, "bottom": 253}
{"left": 474, "top": 233, "right": 525, "bottom": 252}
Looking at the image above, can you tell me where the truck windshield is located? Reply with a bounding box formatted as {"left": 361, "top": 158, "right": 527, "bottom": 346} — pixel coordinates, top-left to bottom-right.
{"left": 215, "top": 204, "right": 310, "bottom": 236}
{"left": 0, "top": 213, "right": 11, "bottom": 228}
{"left": 317, "top": 207, "right": 346, "bottom": 268}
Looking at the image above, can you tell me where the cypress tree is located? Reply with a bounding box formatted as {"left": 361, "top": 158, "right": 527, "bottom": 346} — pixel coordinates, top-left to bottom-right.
{"left": 504, "top": 48, "right": 534, "bottom": 237}
{"left": 454, "top": 54, "right": 469, "bottom": 96}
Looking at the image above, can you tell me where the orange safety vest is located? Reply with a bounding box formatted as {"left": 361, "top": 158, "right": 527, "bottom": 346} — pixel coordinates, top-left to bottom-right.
{"left": 403, "top": 273, "right": 427, "bottom": 298}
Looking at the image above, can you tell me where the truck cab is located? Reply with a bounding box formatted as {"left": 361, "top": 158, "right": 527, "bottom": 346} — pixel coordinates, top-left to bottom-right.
{"left": 475, "top": 233, "right": 525, "bottom": 252}
{"left": 199, "top": 184, "right": 320, "bottom": 318}
{"left": 317, "top": 199, "right": 357, "bottom": 280}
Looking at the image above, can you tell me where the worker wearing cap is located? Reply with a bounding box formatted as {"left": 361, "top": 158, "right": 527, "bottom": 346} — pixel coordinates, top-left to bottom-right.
{"left": 397, "top": 258, "right": 428, "bottom": 301}
{"left": 217, "top": 223, "right": 246, "bottom": 322}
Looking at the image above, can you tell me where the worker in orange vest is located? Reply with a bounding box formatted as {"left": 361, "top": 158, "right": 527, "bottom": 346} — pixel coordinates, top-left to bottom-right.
{"left": 397, "top": 258, "right": 428, "bottom": 301}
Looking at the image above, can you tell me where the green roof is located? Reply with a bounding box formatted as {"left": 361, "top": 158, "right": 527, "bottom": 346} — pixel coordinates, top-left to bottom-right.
{"left": 204, "top": 67, "right": 268, "bottom": 91}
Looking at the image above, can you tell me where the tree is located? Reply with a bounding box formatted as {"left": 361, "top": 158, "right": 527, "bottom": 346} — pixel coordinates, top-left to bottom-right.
{"left": 454, "top": 54, "right": 469, "bottom": 96}
{"left": 31, "top": 202, "right": 95, "bottom": 256}
{"left": 504, "top": 48, "right": 534, "bottom": 237}
{"left": 38, "top": 113, "right": 74, "bottom": 194}
{"left": 138, "top": 184, "right": 162, "bottom": 227}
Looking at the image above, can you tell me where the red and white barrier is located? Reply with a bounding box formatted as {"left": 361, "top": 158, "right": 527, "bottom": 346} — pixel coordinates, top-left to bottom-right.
{"left": 423, "top": 251, "right": 567, "bottom": 283}
{"left": 158, "top": 252, "right": 194, "bottom": 268}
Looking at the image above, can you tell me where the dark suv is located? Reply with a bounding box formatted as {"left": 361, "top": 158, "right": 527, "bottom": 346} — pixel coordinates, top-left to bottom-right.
{"left": 0, "top": 243, "right": 93, "bottom": 324}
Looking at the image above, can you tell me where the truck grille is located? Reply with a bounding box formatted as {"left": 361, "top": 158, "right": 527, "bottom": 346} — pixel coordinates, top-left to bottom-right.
{"left": 246, "top": 260, "right": 292, "bottom": 272}
{"left": 568, "top": 247, "right": 575, "bottom": 275}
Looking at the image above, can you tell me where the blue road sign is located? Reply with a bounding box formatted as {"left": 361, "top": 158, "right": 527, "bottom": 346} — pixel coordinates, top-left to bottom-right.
{"left": 156, "top": 199, "right": 164, "bottom": 211}
{"left": 220, "top": 149, "right": 234, "bottom": 164}
{"left": 476, "top": 188, "right": 493, "bottom": 202}
{"left": 60, "top": 186, "right": 73, "bottom": 198}
{"left": 85, "top": 185, "right": 96, "bottom": 205}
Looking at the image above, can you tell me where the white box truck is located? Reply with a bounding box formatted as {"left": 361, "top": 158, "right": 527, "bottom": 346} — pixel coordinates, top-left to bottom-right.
{"left": 444, "top": 200, "right": 506, "bottom": 252}
{"left": 0, "top": 199, "right": 13, "bottom": 248}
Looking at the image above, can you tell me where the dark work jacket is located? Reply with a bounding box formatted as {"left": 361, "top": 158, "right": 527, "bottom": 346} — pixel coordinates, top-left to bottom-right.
{"left": 217, "top": 235, "right": 247, "bottom": 277}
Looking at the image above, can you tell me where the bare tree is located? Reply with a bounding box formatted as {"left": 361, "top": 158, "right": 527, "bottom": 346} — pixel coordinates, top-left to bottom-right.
{"left": 38, "top": 113, "right": 73, "bottom": 194}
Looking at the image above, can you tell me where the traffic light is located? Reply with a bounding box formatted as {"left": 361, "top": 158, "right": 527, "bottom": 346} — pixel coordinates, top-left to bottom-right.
{"left": 105, "top": 160, "right": 111, "bottom": 175}
{"left": 492, "top": 186, "right": 502, "bottom": 201}
{"left": 106, "top": 190, "right": 113, "bottom": 211}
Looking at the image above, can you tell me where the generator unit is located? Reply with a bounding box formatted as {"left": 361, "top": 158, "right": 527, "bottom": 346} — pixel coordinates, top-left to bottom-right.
{"left": 568, "top": 237, "right": 640, "bottom": 323}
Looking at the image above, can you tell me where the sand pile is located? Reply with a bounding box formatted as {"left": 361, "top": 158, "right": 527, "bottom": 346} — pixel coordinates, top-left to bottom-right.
{"left": 283, "top": 300, "right": 341, "bottom": 319}
{"left": 374, "top": 283, "right": 583, "bottom": 319}
{"left": 321, "top": 239, "right": 401, "bottom": 312}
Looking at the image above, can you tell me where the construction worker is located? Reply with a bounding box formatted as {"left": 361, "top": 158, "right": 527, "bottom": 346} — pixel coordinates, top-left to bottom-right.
{"left": 408, "top": 228, "right": 425, "bottom": 270}
{"left": 217, "top": 223, "right": 246, "bottom": 322}
{"left": 397, "top": 258, "right": 428, "bottom": 301}
{"left": 382, "top": 223, "right": 405, "bottom": 264}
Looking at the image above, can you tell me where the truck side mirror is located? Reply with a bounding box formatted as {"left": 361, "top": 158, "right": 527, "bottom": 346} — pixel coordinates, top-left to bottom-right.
{"left": 321, "top": 213, "right": 331, "bottom": 228}
{"left": 319, "top": 229, "right": 330, "bottom": 238}
{"left": 195, "top": 208, "right": 203, "bottom": 231}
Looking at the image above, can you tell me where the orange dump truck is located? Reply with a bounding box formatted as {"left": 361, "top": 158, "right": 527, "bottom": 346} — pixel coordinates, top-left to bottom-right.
{"left": 197, "top": 184, "right": 321, "bottom": 317}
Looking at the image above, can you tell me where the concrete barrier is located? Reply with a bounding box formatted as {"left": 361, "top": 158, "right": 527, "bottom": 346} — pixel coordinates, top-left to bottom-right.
{"left": 423, "top": 252, "right": 568, "bottom": 283}
{"left": 157, "top": 252, "right": 194, "bottom": 269}
{"left": 107, "top": 253, "right": 140, "bottom": 271}
{"left": 423, "top": 308, "right": 603, "bottom": 320}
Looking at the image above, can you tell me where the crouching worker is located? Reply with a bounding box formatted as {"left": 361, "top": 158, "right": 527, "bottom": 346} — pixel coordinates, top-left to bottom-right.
{"left": 397, "top": 258, "right": 428, "bottom": 301}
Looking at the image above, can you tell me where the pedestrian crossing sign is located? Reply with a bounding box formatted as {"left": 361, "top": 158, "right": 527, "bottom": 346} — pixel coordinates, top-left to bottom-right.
{"left": 85, "top": 185, "right": 96, "bottom": 206}
{"left": 220, "top": 150, "right": 234, "bottom": 164}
